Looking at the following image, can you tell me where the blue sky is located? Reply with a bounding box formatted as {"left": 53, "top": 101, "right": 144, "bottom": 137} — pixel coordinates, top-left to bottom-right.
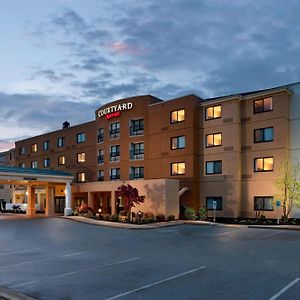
{"left": 1, "top": 0, "right": 300, "bottom": 151}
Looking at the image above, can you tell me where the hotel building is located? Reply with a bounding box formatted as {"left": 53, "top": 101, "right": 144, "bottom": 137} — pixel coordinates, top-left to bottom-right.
{"left": 5, "top": 82, "right": 300, "bottom": 219}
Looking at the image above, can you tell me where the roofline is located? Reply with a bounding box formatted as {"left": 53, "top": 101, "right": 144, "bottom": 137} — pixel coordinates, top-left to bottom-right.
{"left": 148, "top": 93, "right": 203, "bottom": 107}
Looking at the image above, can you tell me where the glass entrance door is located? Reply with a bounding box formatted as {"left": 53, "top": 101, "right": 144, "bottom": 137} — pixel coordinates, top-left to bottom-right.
{"left": 55, "top": 197, "right": 65, "bottom": 213}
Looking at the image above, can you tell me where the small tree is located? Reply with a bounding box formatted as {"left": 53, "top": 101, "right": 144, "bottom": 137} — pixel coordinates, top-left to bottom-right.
{"left": 275, "top": 160, "right": 300, "bottom": 220}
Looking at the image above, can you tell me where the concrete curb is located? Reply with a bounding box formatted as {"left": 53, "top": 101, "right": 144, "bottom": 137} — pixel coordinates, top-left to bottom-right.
{"left": 0, "top": 287, "right": 36, "bottom": 300}
{"left": 248, "top": 225, "right": 300, "bottom": 230}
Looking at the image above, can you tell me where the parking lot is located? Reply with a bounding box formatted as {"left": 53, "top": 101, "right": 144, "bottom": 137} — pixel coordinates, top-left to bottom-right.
{"left": 0, "top": 217, "right": 300, "bottom": 300}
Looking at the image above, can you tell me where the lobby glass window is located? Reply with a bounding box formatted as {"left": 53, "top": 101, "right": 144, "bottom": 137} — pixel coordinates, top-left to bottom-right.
{"left": 77, "top": 152, "right": 85, "bottom": 163}
{"left": 110, "top": 122, "right": 120, "bottom": 139}
{"left": 130, "top": 167, "right": 144, "bottom": 180}
{"left": 254, "top": 157, "right": 273, "bottom": 172}
{"left": 254, "top": 196, "right": 274, "bottom": 211}
{"left": 98, "top": 170, "right": 104, "bottom": 181}
{"left": 31, "top": 161, "right": 38, "bottom": 168}
{"left": 43, "top": 140, "right": 50, "bottom": 151}
{"left": 98, "top": 149, "right": 104, "bottom": 164}
{"left": 19, "top": 163, "right": 25, "bottom": 168}
{"left": 31, "top": 144, "right": 38, "bottom": 153}
{"left": 77, "top": 132, "right": 86, "bottom": 143}
{"left": 43, "top": 158, "right": 50, "bottom": 168}
{"left": 206, "top": 133, "right": 222, "bottom": 147}
{"left": 206, "top": 197, "right": 222, "bottom": 210}
{"left": 171, "top": 162, "right": 185, "bottom": 175}
{"left": 110, "top": 145, "right": 120, "bottom": 162}
{"left": 130, "top": 119, "right": 144, "bottom": 136}
{"left": 58, "top": 137, "right": 65, "bottom": 147}
{"left": 98, "top": 128, "right": 104, "bottom": 143}
{"left": 171, "top": 136, "right": 185, "bottom": 150}
{"left": 19, "top": 147, "right": 26, "bottom": 155}
{"left": 253, "top": 97, "right": 273, "bottom": 113}
{"left": 77, "top": 172, "right": 86, "bottom": 183}
{"left": 205, "top": 105, "right": 222, "bottom": 120}
{"left": 110, "top": 168, "right": 120, "bottom": 181}
{"left": 254, "top": 127, "right": 274, "bottom": 143}
{"left": 130, "top": 142, "right": 144, "bottom": 160}
{"left": 206, "top": 160, "right": 222, "bottom": 175}
{"left": 171, "top": 109, "right": 185, "bottom": 123}
{"left": 58, "top": 156, "right": 66, "bottom": 165}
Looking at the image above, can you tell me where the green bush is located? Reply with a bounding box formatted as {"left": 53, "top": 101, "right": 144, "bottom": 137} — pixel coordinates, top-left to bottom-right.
{"left": 198, "top": 207, "right": 207, "bottom": 220}
{"left": 167, "top": 215, "right": 175, "bottom": 221}
{"left": 142, "top": 212, "right": 155, "bottom": 223}
{"left": 185, "top": 207, "right": 196, "bottom": 220}
{"left": 103, "top": 213, "right": 110, "bottom": 221}
{"left": 156, "top": 214, "right": 165, "bottom": 222}
{"left": 111, "top": 214, "right": 119, "bottom": 222}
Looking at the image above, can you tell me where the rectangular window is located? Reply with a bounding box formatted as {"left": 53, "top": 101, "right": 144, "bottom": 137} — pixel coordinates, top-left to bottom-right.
{"left": 110, "top": 122, "right": 120, "bottom": 139}
{"left": 254, "top": 157, "right": 273, "bottom": 172}
{"left": 130, "top": 167, "right": 144, "bottom": 180}
{"left": 110, "top": 145, "right": 120, "bottom": 162}
{"left": 170, "top": 109, "right": 185, "bottom": 123}
{"left": 0, "top": 155, "right": 4, "bottom": 163}
{"left": 43, "top": 158, "right": 50, "bottom": 168}
{"left": 98, "top": 128, "right": 104, "bottom": 143}
{"left": 43, "top": 140, "right": 50, "bottom": 150}
{"left": 206, "top": 133, "right": 222, "bottom": 147}
{"left": 31, "top": 144, "right": 38, "bottom": 153}
{"left": 206, "top": 197, "right": 222, "bottom": 210}
{"left": 77, "top": 132, "right": 86, "bottom": 143}
{"left": 205, "top": 105, "right": 222, "bottom": 120}
{"left": 130, "top": 142, "right": 144, "bottom": 160}
{"left": 77, "top": 152, "right": 85, "bottom": 163}
{"left": 254, "top": 127, "right": 274, "bottom": 143}
{"left": 130, "top": 119, "right": 144, "bottom": 136}
{"left": 253, "top": 97, "right": 273, "bottom": 114}
{"left": 58, "top": 156, "right": 66, "bottom": 165}
{"left": 19, "top": 163, "right": 25, "bottom": 168}
{"left": 171, "top": 162, "right": 185, "bottom": 175}
{"left": 19, "top": 147, "right": 26, "bottom": 155}
{"left": 254, "top": 196, "right": 274, "bottom": 211}
{"left": 110, "top": 168, "right": 120, "bottom": 181}
{"left": 58, "top": 137, "right": 65, "bottom": 147}
{"left": 171, "top": 136, "right": 185, "bottom": 150}
{"left": 206, "top": 160, "right": 222, "bottom": 175}
{"left": 98, "top": 149, "right": 104, "bottom": 164}
{"left": 77, "top": 172, "right": 85, "bottom": 182}
{"left": 98, "top": 170, "right": 104, "bottom": 181}
{"left": 31, "top": 161, "right": 38, "bottom": 168}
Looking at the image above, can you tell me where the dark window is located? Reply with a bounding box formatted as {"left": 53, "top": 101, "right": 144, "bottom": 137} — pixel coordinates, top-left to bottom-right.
{"left": 98, "top": 149, "right": 104, "bottom": 164}
{"left": 110, "top": 168, "right": 120, "bottom": 180}
{"left": 206, "top": 161, "right": 222, "bottom": 175}
{"left": 254, "top": 127, "right": 274, "bottom": 143}
{"left": 254, "top": 157, "right": 273, "bottom": 172}
{"left": 254, "top": 196, "right": 274, "bottom": 211}
{"left": 171, "top": 136, "right": 185, "bottom": 150}
{"left": 58, "top": 137, "right": 65, "bottom": 147}
{"left": 19, "top": 147, "right": 26, "bottom": 155}
{"left": 130, "top": 119, "right": 144, "bottom": 136}
{"left": 253, "top": 97, "right": 273, "bottom": 114}
{"left": 170, "top": 109, "right": 185, "bottom": 123}
{"left": 0, "top": 155, "right": 4, "bottom": 163}
{"left": 206, "top": 197, "right": 222, "bottom": 210}
{"left": 98, "top": 128, "right": 104, "bottom": 143}
{"left": 171, "top": 162, "right": 185, "bottom": 175}
{"left": 130, "top": 167, "right": 144, "bottom": 180}
{"left": 31, "top": 161, "right": 38, "bottom": 168}
{"left": 19, "top": 163, "right": 25, "bottom": 168}
{"left": 43, "top": 158, "right": 50, "bottom": 168}
{"left": 205, "top": 105, "right": 222, "bottom": 120}
{"left": 77, "top": 133, "right": 86, "bottom": 143}
{"left": 110, "top": 122, "right": 120, "bottom": 139}
{"left": 130, "top": 142, "right": 144, "bottom": 160}
{"left": 206, "top": 133, "right": 222, "bottom": 147}
{"left": 98, "top": 170, "right": 104, "bottom": 181}
{"left": 43, "top": 140, "right": 50, "bottom": 150}
{"left": 110, "top": 145, "right": 120, "bottom": 162}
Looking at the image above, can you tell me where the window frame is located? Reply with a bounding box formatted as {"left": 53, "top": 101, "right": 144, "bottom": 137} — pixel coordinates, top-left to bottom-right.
{"left": 58, "top": 156, "right": 66, "bottom": 166}
{"left": 77, "top": 152, "right": 86, "bottom": 163}
{"left": 76, "top": 132, "right": 86, "bottom": 144}
{"left": 254, "top": 196, "right": 274, "bottom": 211}
{"left": 43, "top": 140, "right": 50, "bottom": 151}
{"left": 170, "top": 162, "right": 186, "bottom": 176}
{"left": 253, "top": 97, "right": 273, "bottom": 114}
{"left": 205, "top": 132, "right": 222, "bottom": 148}
{"left": 205, "top": 160, "right": 222, "bottom": 175}
{"left": 31, "top": 144, "right": 38, "bottom": 153}
{"left": 57, "top": 137, "right": 65, "bottom": 148}
{"left": 205, "top": 105, "right": 222, "bottom": 121}
{"left": 31, "top": 161, "right": 38, "bottom": 168}
{"left": 206, "top": 197, "right": 223, "bottom": 211}
{"left": 43, "top": 158, "right": 50, "bottom": 168}
{"left": 170, "top": 108, "right": 185, "bottom": 124}
{"left": 254, "top": 157, "right": 274, "bottom": 172}
{"left": 77, "top": 172, "right": 86, "bottom": 183}
{"left": 171, "top": 135, "right": 186, "bottom": 150}
{"left": 253, "top": 127, "right": 274, "bottom": 143}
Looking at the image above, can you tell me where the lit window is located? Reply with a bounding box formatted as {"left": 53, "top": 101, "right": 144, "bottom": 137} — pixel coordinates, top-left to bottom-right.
{"left": 171, "top": 162, "right": 185, "bottom": 175}
{"left": 58, "top": 156, "right": 66, "bottom": 165}
{"left": 31, "top": 144, "right": 38, "bottom": 153}
{"left": 43, "top": 140, "right": 50, "bottom": 150}
{"left": 110, "top": 122, "right": 120, "bottom": 139}
{"left": 171, "top": 136, "right": 185, "bottom": 150}
{"left": 253, "top": 97, "right": 273, "bottom": 113}
{"left": 43, "top": 158, "right": 50, "bottom": 168}
{"left": 77, "top": 172, "right": 85, "bottom": 182}
{"left": 206, "top": 133, "right": 222, "bottom": 147}
{"left": 58, "top": 137, "right": 65, "bottom": 147}
{"left": 254, "top": 127, "right": 273, "bottom": 143}
{"left": 110, "top": 168, "right": 120, "bottom": 180}
{"left": 254, "top": 197, "right": 274, "bottom": 211}
{"left": 254, "top": 157, "right": 273, "bottom": 172}
{"left": 77, "top": 152, "right": 85, "bottom": 163}
{"left": 205, "top": 105, "right": 222, "bottom": 120}
{"left": 31, "top": 161, "right": 38, "bottom": 168}
{"left": 206, "top": 161, "right": 222, "bottom": 175}
{"left": 77, "top": 132, "right": 86, "bottom": 143}
{"left": 171, "top": 109, "right": 185, "bottom": 123}
{"left": 206, "top": 197, "right": 222, "bottom": 210}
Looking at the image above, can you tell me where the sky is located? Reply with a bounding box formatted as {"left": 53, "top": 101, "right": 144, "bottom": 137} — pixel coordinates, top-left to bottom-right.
{"left": 0, "top": 0, "right": 300, "bottom": 151}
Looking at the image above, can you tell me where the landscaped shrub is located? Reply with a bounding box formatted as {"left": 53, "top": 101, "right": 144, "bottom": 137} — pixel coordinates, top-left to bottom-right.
{"left": 156, "top": 214, "right": 166, "bottom": 222}
{"left": 111, "top": 214, "right": 119, "bottom": 222}
{"left": 185, "top": 207, "right": 196, "bottom": 220}
{"left": 142, "top": 211, "right": 155, "bottom": 223}
{"left": 103, "top": 213, "right": 110, "bottom": 221}
{"left": 198, "top": 207, "right": 207, "bottom": 220}
{"left": 167, "top": 215, "right": 175, "bottom": 221}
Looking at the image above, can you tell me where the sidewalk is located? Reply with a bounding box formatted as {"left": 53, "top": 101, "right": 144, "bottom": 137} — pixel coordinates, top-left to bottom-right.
{"left": 0, "top": 286, "right": 36, "bottom": 300}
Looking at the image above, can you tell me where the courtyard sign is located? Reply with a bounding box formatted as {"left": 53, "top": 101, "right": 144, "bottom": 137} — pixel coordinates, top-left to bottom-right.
{"left": 98, "top": 102, "right": 133, "bottom": 119}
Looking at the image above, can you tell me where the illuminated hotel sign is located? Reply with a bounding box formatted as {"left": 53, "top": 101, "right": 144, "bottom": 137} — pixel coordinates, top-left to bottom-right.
{"left": 98, "top": 102, "right": 133, "bottom": 120}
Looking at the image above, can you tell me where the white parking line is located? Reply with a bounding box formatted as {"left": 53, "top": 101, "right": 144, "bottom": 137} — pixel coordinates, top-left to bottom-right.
{"left": 49, "top": 271, "right": 78, "bottom": 279}
{"left": 104, "top": 266, "right": 206, "bottom": 300}
{"left": 269, "top": 278, "right": 300, "bottom": 300}
{"left": 9, "top": 280, "right": 38, "bottom": 288}
{"left": 0, "top": 247, "right": 45, "bottom": 256}
{"left": 85, "top": 257, "right": 140, "bottom": 271}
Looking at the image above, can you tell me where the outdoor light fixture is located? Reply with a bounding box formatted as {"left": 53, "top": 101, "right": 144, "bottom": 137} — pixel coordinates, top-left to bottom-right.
{"left": 98, "top": 208, "right": 102, "bottom": 213}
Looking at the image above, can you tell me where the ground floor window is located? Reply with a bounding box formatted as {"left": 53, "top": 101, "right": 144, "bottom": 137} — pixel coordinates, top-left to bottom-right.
{"left": 206, "top": 197, "right": 222, "bottom": 210}
{"left": 254, "top": 196, "right": 274, "bottom": 211}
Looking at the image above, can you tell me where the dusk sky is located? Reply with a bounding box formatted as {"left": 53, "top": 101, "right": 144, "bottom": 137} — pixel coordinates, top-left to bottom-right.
{"left": 1, "top": 0, "right": 300, "bottom": 151}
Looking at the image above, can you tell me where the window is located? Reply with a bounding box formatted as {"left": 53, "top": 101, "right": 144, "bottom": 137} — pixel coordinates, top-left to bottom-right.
{"left": 253, "top": 97, "right": 273, "bottom": 113}
{"left": 19, "top": 163, "right": 25, "bottom": 168}
{"left": 171, "top": 109, "right": 185, "bottom": 123}
{"left": 110, "top": 145, "right": 120, "bottom": 162}
{"left": 43, "top": 140, "right": 50, "bottom": 150}
{"left": 130, "top": 167, "right": 144, "bottom": 180}
{"left": 205, "top": 105, "right": 222, "bottom": 120}
{"left": 206, "top": 133, "right": 222, "bottom": 147}
{"left": 254, "top": 127, "right": 274, "bottom": 143}
{"left": 98, "top": 149, "right": 104, "bottom": 164}
{"left": 254, "top": 157, "right": 273, "bottom": 172}
{"left": 77, "top": 152, "right": 85, "bottom": 163}
{"left": 98, "top": 128, "right": 104, "bottom": 143}
{"left": 58, "top": 156, "right": 66, "bottom": 165}
{"left": 77, "top": 172, "right": 86, "bottom": 182}
{"left": 206, "top": 161, "right": 222, "bottom": 175}
{"left": 171, "top": 162, "right": 185, "bottom": 175}
{"left": 110, "top": 122, "right": 120, "bottom": 139}
{"left": 31, "top": 161, "right": 38, "bottom": 168}
{"left": 110, "top": 168, "right": 120, "bottom": 180}
{"left": 130, "top": 119, "right": 144, "bottom": 136}
{"left": 206, "top": 197, "right": 222, "bottom": 210}
{"left": 0, "top": 155, "right": 4, "bottom": 163}
{"left": 31, "top": 144, "right": 38, "bottom": 153}
{"left": 58, "top": 137, "right": 65, "bottom": 147}
{"left": 254, "top": 196, "right": 274, "bottom": 211}
{"left": 171, "top": 136, "right": 185, "bottom": 150}
{"left": 19, "top": 147, "right": 26, "bottom": 155}
{"left": 130, "top": 142, "right": 144, "bottom": 160}
{"left": 43, "top": 158, "right": 50, "bottom": 168}
{"left": 77, "top": 132, "right": 86, "bottom": 143}
{"left": 98, "top": 170, "right": 104, "bottom": 181}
